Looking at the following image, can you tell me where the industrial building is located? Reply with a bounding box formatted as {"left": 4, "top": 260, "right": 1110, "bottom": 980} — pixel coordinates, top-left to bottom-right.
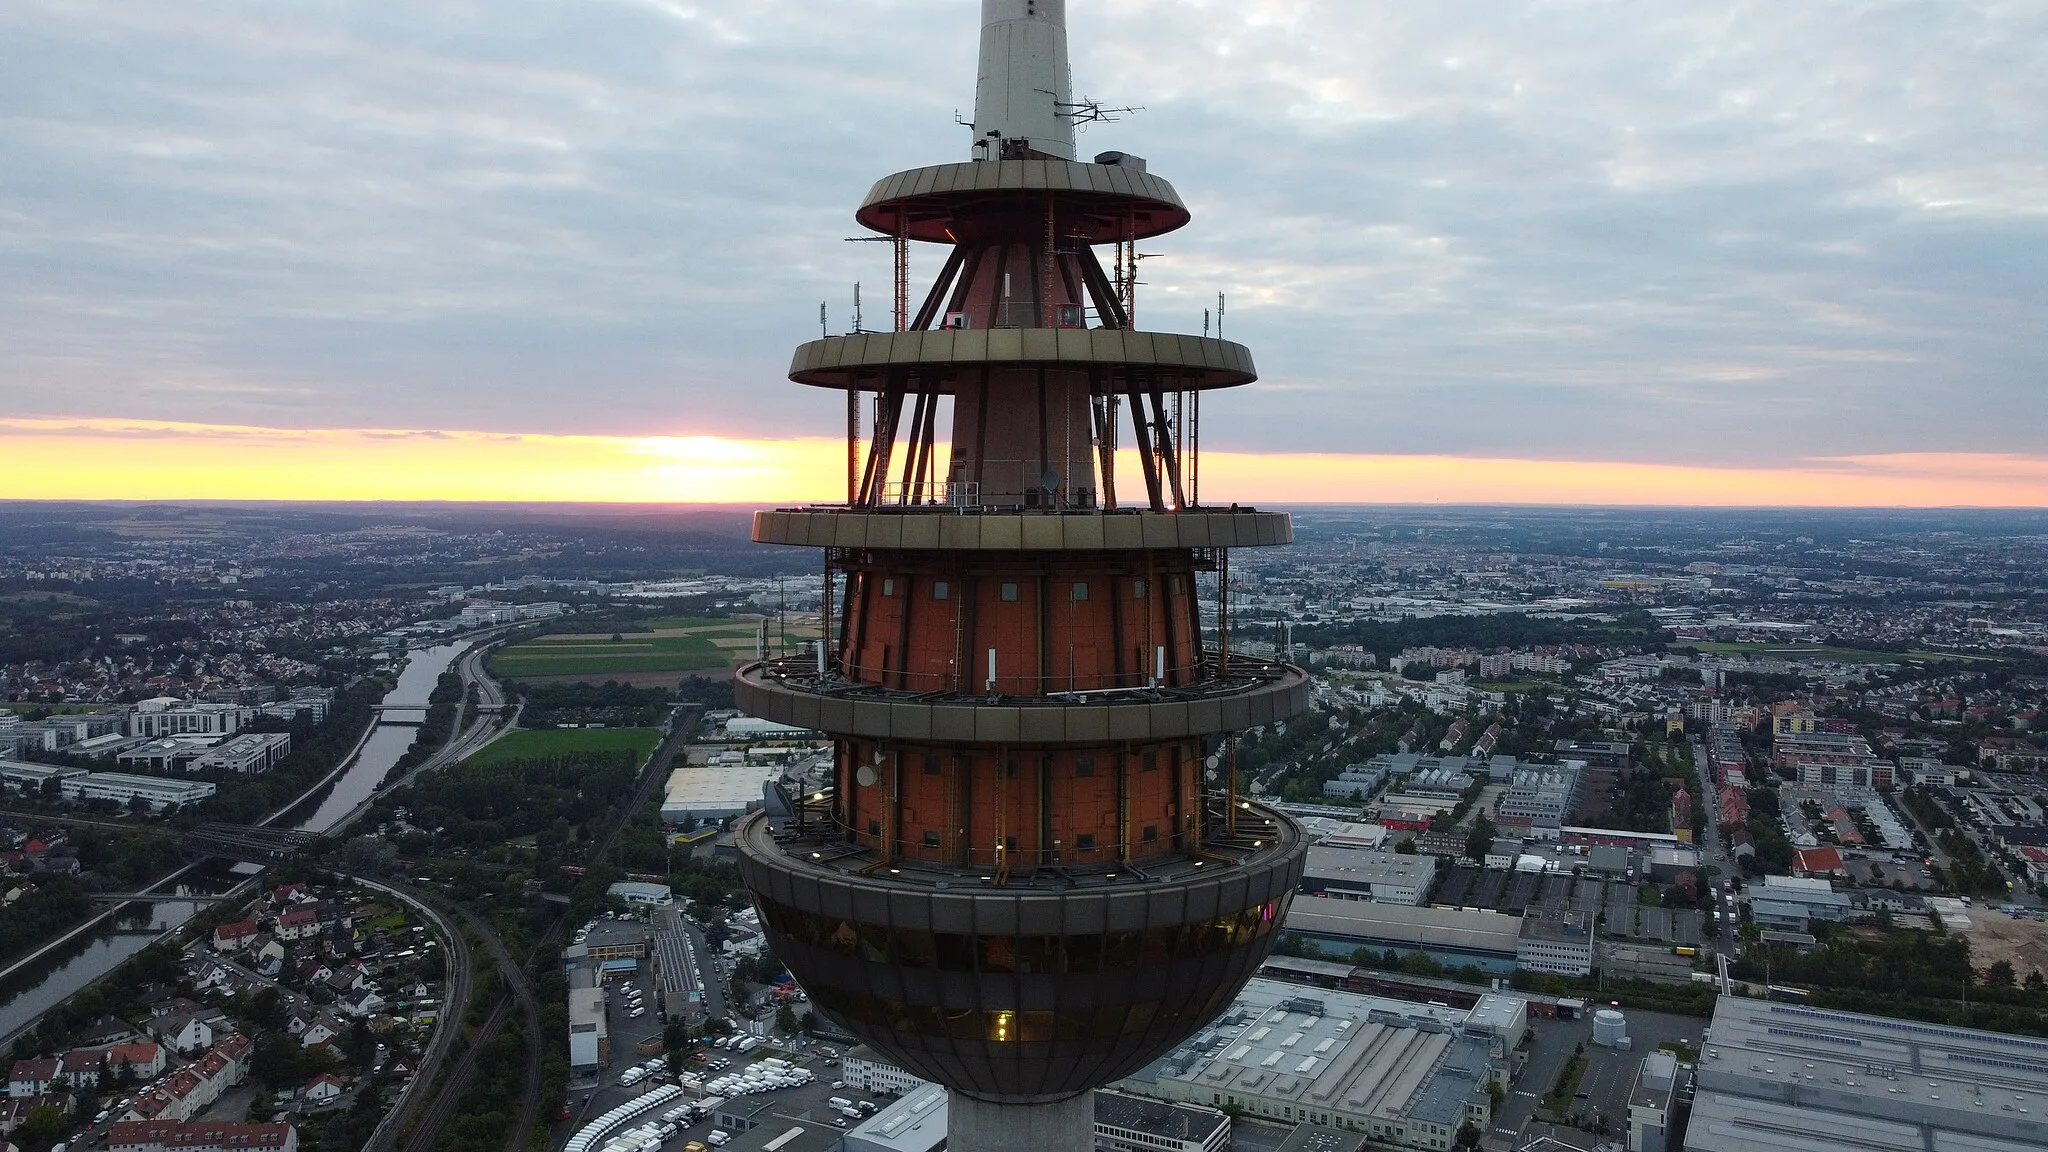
{"left": 1495, "top": 765, "right": 1582, "bottom": 839}
{"left": 648, "top": 905, "right": 706, "bottom": 1024}
{"left": 567, "top": 986, "right": 607, "bottom": 1076}
{"left": 1746, "top": 875, "right": 1854, "bottom": 929}
{"left": 1302, "top": 847, "right": 1437, "bottom": 906}
{"left": 659, "top": 760, "right": 774, "bottom": 827}
{"left": 1628, "top": 1048, "right": 1679, "bottom": 1152}
{"left": 1119, "top": 977, "right": 1522, "bottom": 1151}
{"left": 1515, "top": 910, "right": 1595, "bottom": 977}
{"left": 1686, "top": 995, "right": 2048, "bottom": 1152}
{"left": 61, "top": 771, "right": 216, "bottom": 811}
{"left": 1285, "top": 897, "right": 1521, "bottom": 973}
{"left": 840, "top": 1084, "right": 1228, "bottom": 1152}
{"left": 190, "top": 732, "right": 292, "bottom": 775}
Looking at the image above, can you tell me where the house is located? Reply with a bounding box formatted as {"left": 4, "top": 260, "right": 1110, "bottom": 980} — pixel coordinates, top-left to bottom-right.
{"left": 109, "top": 1118, "right": 299, "bottom": 1152}
{"left": 108, "top": 1040, "right": 167, "bottom": 1080}
{"left": 78, "top": 1015, "right": 139, "bottom": 1046}
{"left": 294, "top": 959, "right": 333, "bottom": 986}
{"left": 275, "top": 905, "right": 318, "bottom": 941}
{"left": 337, "top": 988, "right": 386, "bottom": 1020}
{"left": 1793, "top": 845, "right": 1846, "bottom": 878}
{"left": 323, "top": 966, "right": 368, "bottom": 995}
{"left": 297, "top": 1014, "right": 342, "bottom": 1049}
{"left": 301, "top": 1073, "right": 344, "bottom": 1106}
{"left": 273, "top": 882, "right": 309, "bottom": 904}
{"left": 250, "top": 934, "right": 286, "bottom": 975}
{"left": 212, "top": 1033, "right": 253, "bottom": 1083}
{"left": 211, "top": 920, "right": 259, "bottom": 952}
{"left": 8, "top": 1058, "right": 57, "bottom": 1098}
{"left": 151, "top": 1011, "right": 214, "bottom": 1055}
{"left": 59, "top": 1047, "right": 106, "bottom": 1090}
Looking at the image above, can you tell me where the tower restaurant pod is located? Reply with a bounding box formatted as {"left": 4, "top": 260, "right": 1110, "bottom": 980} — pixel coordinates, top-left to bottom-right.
{"left": 733, "top": 3, "right": 1308, "bottom": 1146}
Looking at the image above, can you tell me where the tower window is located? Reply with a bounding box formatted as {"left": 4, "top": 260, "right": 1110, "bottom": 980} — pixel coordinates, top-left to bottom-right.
{"left": 868, "top": 819, "right": 881, "bottom": 836}
{"left": 1142, "top": 750, "right": 1158, "bottom": 771}
{"left": 923, "top": 754, "right": 941, "bottom": 775}
{"left": 1074, "top": 757, "right": 1094, "bottom": 777}
{"left": 882, "top": 578, "right": 897, "bottom": 597}
{"left": 1071, "top": 581, "right": 1090, "bottom": 601}
{"left": 1143, "top": 825, "right": 1159, "bottom": 843}
{"left": 1000, "top": 582, "right": 1020, "bottom": 602}
{"left": 1131, "top": 579, "right": 1147, "bottom": 599}
{"left": 923, "top": 831, "right": 941, "bottom": 848}
{"left": 1076, "top": 834, "right": 1096, "bottom": 851}
{"left": 933, "top": 581, "right": 950, "bottom": 600}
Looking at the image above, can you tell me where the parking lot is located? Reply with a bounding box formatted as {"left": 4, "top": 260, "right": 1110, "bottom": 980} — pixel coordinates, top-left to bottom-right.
{"left": 567, "top": 1039, "right": 900, "bottom": 1149}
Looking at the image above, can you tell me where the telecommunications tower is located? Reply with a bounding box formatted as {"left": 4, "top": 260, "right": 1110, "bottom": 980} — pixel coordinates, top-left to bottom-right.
{"left": 734, "top": 3, "right": 1308, "bottom": 1147}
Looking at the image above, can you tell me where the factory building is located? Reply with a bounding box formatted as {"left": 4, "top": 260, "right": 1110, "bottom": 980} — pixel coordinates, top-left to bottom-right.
{"left": 1686, "top": 996, "right": 2048, "bottom": 1152}
{"left": 1119, "top": 978, "right": 1522, "bottom": 1151}
{"left": 1284, "top": 898, "right": 1522, "bottom": 973}
{"left": 1301, "top": 847, "right": 1438, "bottom": 906}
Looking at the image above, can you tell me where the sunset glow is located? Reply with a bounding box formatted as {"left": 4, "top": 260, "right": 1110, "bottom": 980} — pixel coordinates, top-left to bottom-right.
{"left": 4, "top": 417, "right": 2046, "bottom": 507}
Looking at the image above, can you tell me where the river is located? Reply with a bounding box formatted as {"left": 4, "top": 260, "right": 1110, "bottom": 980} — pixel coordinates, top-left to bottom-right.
{"left": 0, "top": 640, "right": 473, "bottom": 1042}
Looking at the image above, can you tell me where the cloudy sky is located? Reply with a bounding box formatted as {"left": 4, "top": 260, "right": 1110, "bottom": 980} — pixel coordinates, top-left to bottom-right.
{"left": 2, "top": 0, "right": 2044, "bottom": 501}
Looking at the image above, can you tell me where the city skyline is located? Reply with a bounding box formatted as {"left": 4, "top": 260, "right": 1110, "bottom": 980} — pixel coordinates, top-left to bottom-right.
{"left": 4, "top": 0, "right": 2045, "bottom": 506}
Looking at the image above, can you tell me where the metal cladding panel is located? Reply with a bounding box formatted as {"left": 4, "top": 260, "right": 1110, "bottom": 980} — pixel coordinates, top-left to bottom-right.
{"left": 852, "top": 884, "right": 891, "bottom": 925}
{"left": 1123, "top": 331, "right": 1158, "bottom": 362}
{"left": 986, "top": 328, "right": 1024, "bottom": 361}
{"left": 932, "top": 705, "right": 977, "bottom": 742}
{"left": 832, "top": 516, "right": 869, "bottom": 548}
{"left": 1018, "top": 707, "right": 1066, "bottom": 743}
{"left": 889, "top": 890, "right": 933, "bottom": 932}
{"left": 1016, "top": 896, "right": 1063, "bottom": 936}
{"left": 1149, "top": 701, "right": 1190, "bottom": 735}
{"left": 922, "top": 328, "right": 960, "bottom": 361}
{"left": 1184, "top": 698, "right": 1224, "bottom": 735}
{"left": 867, "top": 517, "right": 904, "bottom": 549}
{"left": 973, "top": 162, "right": 1004, "bottom": 191}
{"left": 1065, "top": 517, "right": 1105, "bottom": 548}
{"left": 1146, "top": 886, "right": 1187, "bottom": 929}
{"left": 931, "top": 893, "right": 975, "bottom": 933}
{"left": 938, "top": 517, "right": 984, "bottom": 549}
{"left": 1256, "top": 516, "right": 1282, "bottom": 546}
{"left": 893, "top": 706, "right": 934, "bottom": 742}
{"left": 1106, "top": 704, "right": 1152, "bottom": 741}
{"left": 1092, "top": 329, "right": 1128, "bottom": 361}
{"left": 1064, "top": 704, "right": 1110, "bottom": 743}
{"left": 1020, "top": 328, "right": 1059, "bottom": 360}
{"left": 1102, "top": 517, "right": 1144, "bottom": 549}
{"left": 982, "top": 516, "right": 1024, "bottom": 549}
{"left": 1183, "top": 878, "right": 1221, "bottom": 922}
{"left": 1055, "top": 326, "right": 1091, "bottom": 358}
{"left": 816, "top": 697, "right": 856, "bottom": 734}
{"left": 783, "top": 691, "right": 824, "bottom": 731}
{"left": 899, "top": 517, "right": 941, "bottom": 549}
{"left": 1214, "top": 871, "right": 1251, "bottom": 917}
{"left": 819, "top": 877, "right": 855, "bottom": 921}
{"left": 1140, "top": 517, "right": 1178, "bottom": 548}
{"left": 973, "top": 707, "right": 1023, "bottom": 743}
{"left": 973, "top": 893, "right": 1019, "bottom": 934}
{"left": 1046, "top": 163, "right": 1076, "bottom": 191}
{"left": 851, "top": 700, "right": 896, "bottom": 737}
{"left": 750, "top": 510, "right": 777, "bottom": 543}
{"left": 1021, "top": 163, "right": 1048, "bottom": 190}
{"left": 1104, "top": 891, "right": 1149, "bottom": 932}
{"left": 1062, "top": 894, "right": 1107, "bottom": 934}
{"left": 1231, "top": 518, "right": 1261, "bottom": 547}
{"left": 1020, "top": 516, "right": 1062, "bottom": 550}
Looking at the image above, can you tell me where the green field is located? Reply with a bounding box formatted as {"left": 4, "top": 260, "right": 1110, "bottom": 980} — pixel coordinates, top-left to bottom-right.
{"left": 466, "top": 727, "right": 662, "bottom": 766}
{"left": 488, "top": 629, "right": 741, "bottom": 679}
{"left": 1688, "top": 642, "right": 1972, "bottom": 664}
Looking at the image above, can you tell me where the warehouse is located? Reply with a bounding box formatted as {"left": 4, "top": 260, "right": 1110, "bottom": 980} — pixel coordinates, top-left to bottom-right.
{"left": 1120, "top": 978, "right": 1521, "bottom": 1151}
{"left": 1302, "top": 847, "right": 1438, "bottom": 906}
{"left": 1284, "top": 897, "right": 1521, "bottom": 973}
{"left": 60, "top": 772, "right": 215, "bottom": 811}
{"left": 1687, "top": 996, "right": 2048, "bottom": 1152}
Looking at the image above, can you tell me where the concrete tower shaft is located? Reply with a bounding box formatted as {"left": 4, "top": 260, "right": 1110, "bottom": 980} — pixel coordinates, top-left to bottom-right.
{"left": 973, "top": 0, "right": 1074, "bottom": 161}
{"left": 735, "top": 6, "right": 1306, "bottom": 1147}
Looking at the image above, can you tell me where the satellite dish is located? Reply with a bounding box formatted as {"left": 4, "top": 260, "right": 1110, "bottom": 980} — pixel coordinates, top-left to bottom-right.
{"left": 856, "top": 765, "right": 879, "bottom": 788}
{"left": 1041, "top": 469, "right": 1061, "bottom": 491}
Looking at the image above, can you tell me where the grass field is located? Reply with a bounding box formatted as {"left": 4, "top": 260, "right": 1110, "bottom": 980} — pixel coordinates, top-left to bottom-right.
{"left": 1688, "top": 642, "right": 1970, "bottom": 663}
{"left": 489, "top": 617, "right": 821, "bottom": 680}
{"left": 466, "top": 727, "right": 662, "bottom": 766}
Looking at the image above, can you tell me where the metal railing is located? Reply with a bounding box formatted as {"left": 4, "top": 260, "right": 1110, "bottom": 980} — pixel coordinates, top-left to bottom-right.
{"left": 748, "top": 648, "right": 1302, "bottom": 707}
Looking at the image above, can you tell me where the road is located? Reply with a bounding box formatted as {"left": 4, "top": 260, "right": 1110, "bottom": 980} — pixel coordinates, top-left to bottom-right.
{"left": 1689, "top": 743, "right": 1734, "bottom": 959}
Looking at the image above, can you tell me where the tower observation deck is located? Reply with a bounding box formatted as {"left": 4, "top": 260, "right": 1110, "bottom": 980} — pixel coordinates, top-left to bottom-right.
{"left": 734, "top": 3, "right": 1308, "bottom": 1147}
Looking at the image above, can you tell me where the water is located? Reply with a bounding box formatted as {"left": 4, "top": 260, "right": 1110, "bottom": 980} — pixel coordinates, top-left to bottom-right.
{"left": 0, "top": 640, "right": 473, "bottom": 1042}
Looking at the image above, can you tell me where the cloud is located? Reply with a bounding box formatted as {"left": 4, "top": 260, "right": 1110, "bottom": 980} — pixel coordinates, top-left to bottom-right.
{"left": 0, "top": 0, "right": 2043, "bottom": 472}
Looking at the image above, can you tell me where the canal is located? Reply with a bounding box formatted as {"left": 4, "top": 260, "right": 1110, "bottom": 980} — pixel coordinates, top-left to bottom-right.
{"left": 0, "top": 639, "right": 474, "bottom": 1042}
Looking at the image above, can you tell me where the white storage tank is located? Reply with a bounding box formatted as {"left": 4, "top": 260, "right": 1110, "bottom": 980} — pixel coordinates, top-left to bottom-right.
{"left": 1593, "top": 1008, "right": 1629, "bottom": 1048}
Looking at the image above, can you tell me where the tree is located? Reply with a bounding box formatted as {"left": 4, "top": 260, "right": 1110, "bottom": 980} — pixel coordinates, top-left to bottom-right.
{"left": 1394, "top": 838, "right": 1420, "bottom": 856}
{"left": 16, "top": 1104, "right": 69, "bottom": 1151}
{"left": 1465, "top": 814, "right": 1496, "bottom": 863}
{"left": 1989, "top": 960, "right": 2017, "bottom": 988}
{"left": 1455, "top": 1122, "right": 1482, "bottom": 1148}
{"left": 775, "top": 1004, "right": 800, "bottom": 1036}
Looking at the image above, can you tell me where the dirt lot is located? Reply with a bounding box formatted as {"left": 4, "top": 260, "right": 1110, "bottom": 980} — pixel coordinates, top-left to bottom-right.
{"left": 1959, "top": 909, "right": 2048, "bottom": 979}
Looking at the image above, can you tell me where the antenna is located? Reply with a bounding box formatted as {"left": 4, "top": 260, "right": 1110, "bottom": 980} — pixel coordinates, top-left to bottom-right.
{"left": 1202, "top": 308, "right": 1210, "bottom": 338}
{"left": 851, "top": 282, "right": 865, "bottom": 334}
{"left": 819, "top": 302, "right": 828, "bottom": 339}
{"left": 1048, "top": 94, "right": 1142, "bottom": 127}
{"left": 1217, "top": 292, "right": 1226, "bottom": 339}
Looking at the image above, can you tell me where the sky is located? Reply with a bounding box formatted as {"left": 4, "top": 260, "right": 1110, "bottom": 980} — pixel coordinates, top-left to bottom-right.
{"left": 2, "top": 0, "right": 2045, "bottom": 505}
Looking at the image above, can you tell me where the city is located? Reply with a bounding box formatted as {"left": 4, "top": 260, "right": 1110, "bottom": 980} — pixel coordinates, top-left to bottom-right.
{"left": 2, "top": 502, "right": 2044, "bottom": 1152}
